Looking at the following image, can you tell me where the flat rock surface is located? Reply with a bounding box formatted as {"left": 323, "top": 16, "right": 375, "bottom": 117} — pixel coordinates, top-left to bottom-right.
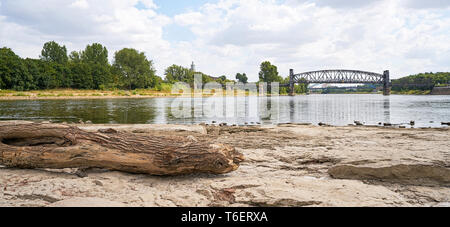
{"left": 1, "top": 123, "right": 449, "bottom": 207}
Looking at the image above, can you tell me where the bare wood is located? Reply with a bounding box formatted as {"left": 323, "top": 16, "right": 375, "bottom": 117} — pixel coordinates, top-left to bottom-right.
{"left": 0, "top": 123, "right": 244, "bottom": 175}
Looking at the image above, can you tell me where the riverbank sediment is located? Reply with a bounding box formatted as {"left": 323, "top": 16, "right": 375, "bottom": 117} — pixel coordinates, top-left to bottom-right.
{"left": 0, "top": 123, "right": 449, "bottom": 207}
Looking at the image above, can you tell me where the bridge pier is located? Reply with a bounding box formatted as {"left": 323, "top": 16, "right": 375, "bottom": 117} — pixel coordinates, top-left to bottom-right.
{"left": 289, "top": 69, "right": 295, "bottom": 96}
{"left": 383, "top": 70, "right": 391, "bottom": 96}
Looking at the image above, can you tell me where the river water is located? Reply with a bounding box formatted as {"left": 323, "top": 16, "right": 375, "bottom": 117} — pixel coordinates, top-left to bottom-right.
{"left": 0, "top": 95, "right": 449, "bottom": 127}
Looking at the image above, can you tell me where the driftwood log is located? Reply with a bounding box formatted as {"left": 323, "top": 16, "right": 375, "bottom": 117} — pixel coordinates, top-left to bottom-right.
{"left": 0, "top": 123, "right": 244, "bottom": 175}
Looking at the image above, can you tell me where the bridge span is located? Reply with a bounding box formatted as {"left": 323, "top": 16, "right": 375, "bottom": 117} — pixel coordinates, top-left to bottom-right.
{"left": 284, "top": 69, "right": 391, "bottom": 96}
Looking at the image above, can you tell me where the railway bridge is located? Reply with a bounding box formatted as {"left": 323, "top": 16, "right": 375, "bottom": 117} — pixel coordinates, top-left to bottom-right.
{"left": 283, "top": 69, "right": 391, "bottom": 96}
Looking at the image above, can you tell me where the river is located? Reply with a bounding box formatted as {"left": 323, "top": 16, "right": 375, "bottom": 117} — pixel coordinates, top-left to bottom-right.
{"left": 0, "top": 94, "right": 449, "bottom": 127}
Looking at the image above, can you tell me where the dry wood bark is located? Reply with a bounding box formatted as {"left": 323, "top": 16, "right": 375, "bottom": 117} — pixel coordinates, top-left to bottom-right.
{"left": 0, "top": 123, "right": 244, "bottom": 175}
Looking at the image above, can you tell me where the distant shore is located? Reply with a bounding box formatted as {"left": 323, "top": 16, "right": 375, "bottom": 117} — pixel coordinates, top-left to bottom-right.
{"left": 0, "top": 89, "right": 178, "bottom": 100}
{"left": 0, "top": 89, "right": 271, "bottom": 100}
{"left": 0, "top": 89, "right": 446, "bottom": 101}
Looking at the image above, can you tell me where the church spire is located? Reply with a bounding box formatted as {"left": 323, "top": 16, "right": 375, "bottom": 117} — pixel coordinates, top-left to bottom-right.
{"left": 190, "top": 61, "right": 196, "bottom": 72}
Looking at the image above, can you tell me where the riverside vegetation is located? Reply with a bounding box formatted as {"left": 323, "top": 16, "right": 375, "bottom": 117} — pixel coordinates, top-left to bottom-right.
{"left": 0, "top": 41, "right": 306, "bottom": 98}
{"left": 1, "top": 41, "right": 448, "bottom": 98}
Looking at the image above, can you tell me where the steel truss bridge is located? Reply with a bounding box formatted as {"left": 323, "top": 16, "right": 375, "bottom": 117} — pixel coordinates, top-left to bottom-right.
{"left": 282, "top": 69, "right": 391, "bottom": 95}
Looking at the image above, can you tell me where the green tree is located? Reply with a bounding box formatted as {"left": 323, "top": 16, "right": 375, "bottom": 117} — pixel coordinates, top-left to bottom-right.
{"left": 259, "top": 61, "right": 282, "bottom": 83}
{"left": 69, "top": 62, "right": 93, "bottom": 89}
{"left": 40, "top": 41, "right": 68, "bottom": 64}
{"left": 236, "top": 73, "right": 248, "bottom": 84}
{"left": 69, "top": 51, "right": 81, "bottom": 63}
{"left": 113, "top": 48, "right": 158, "bottom": 90}
{"left": 0, "top": 48, "right": 33, "bottom": 90}
{"left": 81, "top": 43, "right": 111, "bottom": 89}
{"left": 391, "top": 72, "right": 450, "bottom": 92}
{"left": 219, "top": 75, "right": 227, "bottom": 81}
{"left": 164, "top": 64, "right": 193, "bottom": 84}
{"left": 81, "top": 43, "right": 109, "bottom": 65}
{"left": 35, "top": 61, "right": 60, "bottom": 89}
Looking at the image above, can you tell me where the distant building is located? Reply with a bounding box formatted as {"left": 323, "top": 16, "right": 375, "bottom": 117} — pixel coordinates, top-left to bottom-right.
{"left": 190, "top": 61, "right": 196, "bottom": 72}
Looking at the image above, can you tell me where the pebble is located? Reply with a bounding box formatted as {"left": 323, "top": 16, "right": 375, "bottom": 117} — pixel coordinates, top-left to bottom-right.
{"left": 93, "top": 180, "right": 103, "bottom": 186}
{"left": 354, "top": 121, "right": 363, "bottom": 126}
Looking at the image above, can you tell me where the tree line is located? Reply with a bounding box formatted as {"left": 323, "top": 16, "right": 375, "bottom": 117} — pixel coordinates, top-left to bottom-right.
{"left": 0, "top": 41, "right": 307, "bottom": 93}
{"left": 0, "top": 42, "right": 161, "bottom": 91}
{"left": 391, "top": 72, "right": 450, "bottom": 91}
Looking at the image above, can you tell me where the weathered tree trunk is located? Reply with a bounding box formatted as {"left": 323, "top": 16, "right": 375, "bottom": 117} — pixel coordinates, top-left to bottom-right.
{"left": 0, "top": 123, "right": 244, "bottom": 175}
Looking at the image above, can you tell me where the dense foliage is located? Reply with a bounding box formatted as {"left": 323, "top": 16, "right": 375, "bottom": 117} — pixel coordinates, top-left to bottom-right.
{"left": 0, "top": 42, "right": 162, "bottom": 91}
{"left": 392, "top": 72, "right": 450, "bottom": 91}
{"left": 258, "top": 61, "right": 283, "bottom": 83}
{"left": 235, "top": 73, "right": 248, "bottom": 84}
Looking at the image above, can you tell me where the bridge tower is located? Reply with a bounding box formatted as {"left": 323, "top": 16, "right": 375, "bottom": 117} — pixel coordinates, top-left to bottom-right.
{"left": 383, "top": 70, "right": 390, "bottom": 96}
{"left": 289, "top": 69, "right": 295, "bottom": 96}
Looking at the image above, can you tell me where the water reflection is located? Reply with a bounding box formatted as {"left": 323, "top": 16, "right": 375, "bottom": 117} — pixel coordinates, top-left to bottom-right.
{"left": 0, "top": 95, "right": 448, "bottom": 127}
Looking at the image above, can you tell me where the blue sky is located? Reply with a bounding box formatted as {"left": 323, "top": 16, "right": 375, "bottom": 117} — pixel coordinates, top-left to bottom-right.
{"left": 150, "top": 0, "right": 217, "bottom": 16}
{"left": 0, "top": 0, "right": 449, "bottom": 81}
{"left": 139, "top": 0, "right": 217, "bottom": 42}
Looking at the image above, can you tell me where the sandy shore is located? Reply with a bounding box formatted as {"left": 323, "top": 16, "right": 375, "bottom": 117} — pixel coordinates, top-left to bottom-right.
{"left": 0, "top": 94, "right": 178, "bottom": 100}
{"left": 0, "top": 123, "right": 449, "bottom": 207}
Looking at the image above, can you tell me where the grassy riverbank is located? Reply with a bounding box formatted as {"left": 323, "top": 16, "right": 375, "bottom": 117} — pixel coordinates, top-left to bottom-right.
{"left": 0, "top": 89, "right": 262, "bottom": 100}
{"left": 0, "top": 89, "right": 176, "bottom": 100}
{"left": 391, "top": 90, "right": 432, "bottom": 95}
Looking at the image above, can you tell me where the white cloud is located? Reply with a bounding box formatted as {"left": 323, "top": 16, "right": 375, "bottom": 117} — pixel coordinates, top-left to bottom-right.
{"left": 0, "top": 0, "right": 449, "bottom": 81}
{"left": 286, "top": 0, "right": 384, "bottom": 8}
{"left": 70, "top": 0, "right": 89, "bottom": 9}
{"left": 172, "top": 0, "right": 450, "bottom": 80}
{"left": 139, "top": 0, "right": 157, "bottom": 9}
{"left": 0, "top": 0, "right": 174, "bottom": 73}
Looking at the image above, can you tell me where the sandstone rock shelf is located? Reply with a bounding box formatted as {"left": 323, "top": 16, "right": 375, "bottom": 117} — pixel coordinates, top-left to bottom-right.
{"left": 0, "top": 122, "right": 449, "bottom": 207}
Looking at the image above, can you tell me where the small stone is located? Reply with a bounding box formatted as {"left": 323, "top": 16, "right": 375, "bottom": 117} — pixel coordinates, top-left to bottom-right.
{"left": 93, "top": 180, "right": 103, "bottom": 186}
{"left": 86, "top": 120, "right": 93, "bottom": 124}
{"left": 74, "top": 169, "right": 88, "bottom": 178}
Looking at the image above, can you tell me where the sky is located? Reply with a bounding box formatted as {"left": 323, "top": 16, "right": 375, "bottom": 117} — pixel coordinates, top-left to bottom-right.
{"left": 0, "top": 0, "right": 449, "bottom": 81}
